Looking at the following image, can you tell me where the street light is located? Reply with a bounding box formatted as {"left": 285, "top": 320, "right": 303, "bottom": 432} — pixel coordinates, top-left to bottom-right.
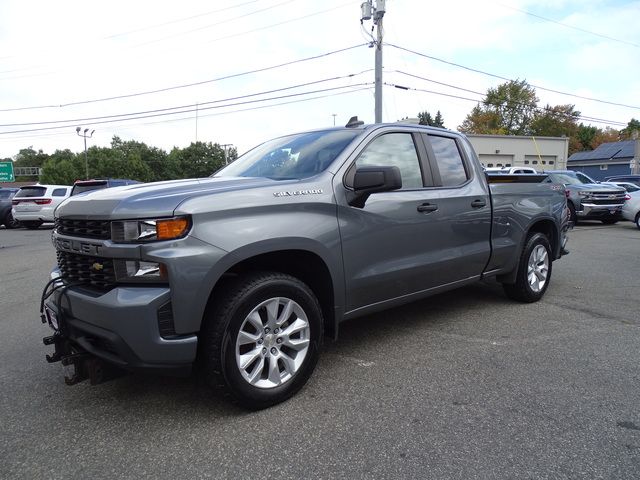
{"left": 76, "top": 127, "right": 95, "bottom": 179}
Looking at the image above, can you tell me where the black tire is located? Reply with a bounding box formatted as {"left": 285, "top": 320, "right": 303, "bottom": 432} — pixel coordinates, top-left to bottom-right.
{"left": 22, "top": 221, "right": 43, "bottom": 229}
{"left": 503, "top": 232, "right": 553, "bottom": 303}
{"left": 3, "top": 212, "right": 20, "bottom": 229}
{"left": 198, "top": 271, "right": 323, "bottom": 410}
{"left": 636, "top": 213, "right": 640, "bottom": 231}
{"left": 568, "top": 202, "right": 577, "bottom": 225}
{"left": 601, "top": 218, "right": 618, "bottom": 225}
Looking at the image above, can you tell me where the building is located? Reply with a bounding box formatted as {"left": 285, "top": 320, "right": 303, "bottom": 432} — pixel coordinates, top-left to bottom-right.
{"left": 466, "top": 134, "right": 569, "bottom": 171}
{"left": 567, "top": 140, "right": 635, "bottom": 181}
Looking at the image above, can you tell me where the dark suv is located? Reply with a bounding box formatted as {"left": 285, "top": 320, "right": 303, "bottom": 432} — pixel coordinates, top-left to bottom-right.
{"left": 71, "top": 178, "right": 141, "bottom": 196}
{"left": 0, "top": 187, "right": 19, "bottom": 228}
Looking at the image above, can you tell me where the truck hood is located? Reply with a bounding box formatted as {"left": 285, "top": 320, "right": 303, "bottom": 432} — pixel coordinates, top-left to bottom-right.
{"left": 55, "top": 177, "right": 285, "bottom": 219}
{"left": 567, "top": 183, "right": 626, "bottom": 193}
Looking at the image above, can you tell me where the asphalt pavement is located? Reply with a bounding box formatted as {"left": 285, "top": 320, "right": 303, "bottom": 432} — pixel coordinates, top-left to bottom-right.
{"left": 1, "top": 222, "right": 639, "bottom": 479}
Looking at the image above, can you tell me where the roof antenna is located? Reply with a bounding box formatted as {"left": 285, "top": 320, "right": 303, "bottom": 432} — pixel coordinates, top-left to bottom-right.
{"left": 345, "top": 116, "right": 364, "bottom": 128}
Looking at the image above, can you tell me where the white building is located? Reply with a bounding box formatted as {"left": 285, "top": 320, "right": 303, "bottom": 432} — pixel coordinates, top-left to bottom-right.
{"left": 466, "top": 134, "right": 569, "bottom": 171}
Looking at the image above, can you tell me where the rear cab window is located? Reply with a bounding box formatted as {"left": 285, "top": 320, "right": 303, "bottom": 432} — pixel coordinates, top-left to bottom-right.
{"left": 423, "top": 135, "right": 469, "bottom": 187}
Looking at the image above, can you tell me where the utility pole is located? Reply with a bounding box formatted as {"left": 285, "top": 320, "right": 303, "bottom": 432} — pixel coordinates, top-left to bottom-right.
{"left": 76, "top": 127, "right": 95, "bottom": 180}
{"left": 220, "top": 143, "right": 233, "bottom": 165}
{"left": 632, "top": 130, "right": 639, "bottom": 175}
{"left": 332, "top": 113, "right": 337, "bottom": 126}
{"left": 361, "top": 0, "right": 386, "bottom": 123}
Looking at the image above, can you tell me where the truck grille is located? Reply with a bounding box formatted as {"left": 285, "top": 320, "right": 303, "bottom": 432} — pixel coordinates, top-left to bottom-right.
{"left": 56, "top": 251, "right": 116, "bottom": 289}
{"left": 56, "top": 218, "right": 111, "bottom": 240}
{"left": 585, "top": 193, "right": 626, "bottom": 205}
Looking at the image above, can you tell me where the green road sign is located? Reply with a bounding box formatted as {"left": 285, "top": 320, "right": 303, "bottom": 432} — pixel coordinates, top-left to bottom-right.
{"left": 0, "top": 161, "right": 15, "bottom": 182}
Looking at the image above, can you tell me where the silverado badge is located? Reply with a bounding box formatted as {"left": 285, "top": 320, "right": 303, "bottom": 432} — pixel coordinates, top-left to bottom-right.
{"left": 91, "top": 262, "right": 104, "bottom": 271}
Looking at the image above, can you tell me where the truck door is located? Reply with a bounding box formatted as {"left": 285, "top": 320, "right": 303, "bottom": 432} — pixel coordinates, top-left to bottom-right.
{"left": 334, "top": 129, "right": 491, "bottom": 313}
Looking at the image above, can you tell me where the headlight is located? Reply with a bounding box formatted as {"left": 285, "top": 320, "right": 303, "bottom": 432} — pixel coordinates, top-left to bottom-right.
{"left": 114, "top": 260, "right": 168, "bottom": 283}
{"left": 112, "top": 216, "right": 191, "bottom": 243}
{"left": 577, "top": 191, "right": 593, "bottom": 198}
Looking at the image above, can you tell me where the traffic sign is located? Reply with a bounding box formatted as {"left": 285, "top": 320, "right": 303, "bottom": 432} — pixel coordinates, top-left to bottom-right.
{"left": 0, "top": 161, "right": 15, "bottom": 182}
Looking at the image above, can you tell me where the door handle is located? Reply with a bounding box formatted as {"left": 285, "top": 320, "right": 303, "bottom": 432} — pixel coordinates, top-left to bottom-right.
{"left": 471, "top": 199, "right": 486, "bottom": 208}
{"left": 417, "top": 203, "right": 438, "bottom": 213}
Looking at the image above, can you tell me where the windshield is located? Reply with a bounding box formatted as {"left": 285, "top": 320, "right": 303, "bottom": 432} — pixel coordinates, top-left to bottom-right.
{"left": 214, "top": 130, "right": 360, "bottom": 180}
{"left": 547, "top": 173, "right": 588, "bottom": 186}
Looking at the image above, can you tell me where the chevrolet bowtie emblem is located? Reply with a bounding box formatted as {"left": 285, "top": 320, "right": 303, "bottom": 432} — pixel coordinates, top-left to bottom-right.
{"left": 91, "top": 262, "right": 104, "bottom": 271}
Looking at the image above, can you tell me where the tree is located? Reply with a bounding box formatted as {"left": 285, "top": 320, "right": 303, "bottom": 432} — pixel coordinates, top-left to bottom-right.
{"left": 417, "top": 110, "right": 445, "bottom": 128}
{"left": 620, "top": 118, "right": 640, "bottom": 140}
{"left": 576, "top": 124, "right": 599, "bottom": 151}
{"left": 40, "top": 150, "right": 84, "bottom": 185}
{"left": 459, "top": 79, "right": 538, "bottom": 135}
{"left": 168, "top": 142, "right": 226, "bottom": 179}
{"left": 591, "top": 127, "right": 620, "bottom": 149}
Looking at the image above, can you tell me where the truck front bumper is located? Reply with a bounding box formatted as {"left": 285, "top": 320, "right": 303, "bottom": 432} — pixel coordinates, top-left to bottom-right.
{"left": 44, "top": 276, "right": 197, "bottom": 376}
{"left": 577, "top": 202, "right": 623, "bottom": 219}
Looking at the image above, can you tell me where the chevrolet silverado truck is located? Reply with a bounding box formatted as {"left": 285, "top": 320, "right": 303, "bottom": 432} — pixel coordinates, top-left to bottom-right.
{"left": 543, "top": 170, "right": 626, "bottom": 224}
{"left": 41, "top": 121, "right": 569, "bottom": 409}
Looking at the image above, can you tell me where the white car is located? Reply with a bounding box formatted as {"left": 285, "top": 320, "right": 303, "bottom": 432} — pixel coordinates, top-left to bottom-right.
{"left": 485, "top": 167, "right": 537, "bottom": 174}
{"left": 12, "top": 184, "right": 71, "bottom": 229}
{"left": 622, "top": 190, "right": 640, "bottom": 230}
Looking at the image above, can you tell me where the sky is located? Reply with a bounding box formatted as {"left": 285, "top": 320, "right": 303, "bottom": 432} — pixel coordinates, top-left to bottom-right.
{"left": 0, "top": 0, "right": 638, "bottom": 160}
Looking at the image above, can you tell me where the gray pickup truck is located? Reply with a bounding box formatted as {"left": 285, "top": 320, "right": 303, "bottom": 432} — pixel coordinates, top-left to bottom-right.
{"left": 41, "top": 122, "right": 569, "bottom": 408}
{"left": 544, "top": 170, "right": 626, "bottom": 224}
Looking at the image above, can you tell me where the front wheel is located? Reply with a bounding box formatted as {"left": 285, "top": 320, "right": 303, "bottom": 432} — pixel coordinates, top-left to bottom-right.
{"left": 199, "top": 272, "right": 323, "bottom": 409}
{"left": 568, "top": 202, "right": 577, "bottom": 225}
{"left": 636, "top": 213, "right": 640, "bottom": 231}
{"left": 503, "top": 232, "right": 553, "bottom": 303}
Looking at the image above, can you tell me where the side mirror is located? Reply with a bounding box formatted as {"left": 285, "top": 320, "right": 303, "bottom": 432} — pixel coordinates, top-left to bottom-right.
{"left": 348, "top": 165, "right": 402, "bottom": 207}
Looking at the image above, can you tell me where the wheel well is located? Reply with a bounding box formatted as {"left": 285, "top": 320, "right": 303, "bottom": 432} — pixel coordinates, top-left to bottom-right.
{"left": 528, "top": 220, "right": 558, "bottom": 257}
{"left": 208, "top": 250, "right": 336, "bottom": 338}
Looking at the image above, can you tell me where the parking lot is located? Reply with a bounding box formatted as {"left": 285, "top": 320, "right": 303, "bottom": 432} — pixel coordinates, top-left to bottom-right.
{"left": 1, "top": 222, "right": 639, "bottom": 479}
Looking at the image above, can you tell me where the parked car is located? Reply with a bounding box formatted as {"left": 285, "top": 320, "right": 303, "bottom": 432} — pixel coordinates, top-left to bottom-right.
{"left": 71, "top": 178, "right": 141, "bottom": 196}
{"left": 543, "top": 170, "right": 626, "bottom": 224}
{"left": 0, "top": 187, "right": 20, "bottom": 228}
{"left": 622, "top": 190, "right": 640, "bottom": 230}
{"left": 485, "top": 166, "right": 537, "bottom": 174}
{"left": 601, "top": 181, "right": 640, "bottom": 193}
{"left": 11, "top": 184, "right": 71, "bottom": 229}
{"left": 604, "top": 175, "right": 640, "bottom": 187}
{"left": 42, "top": 122, "right": 569, "bottom": 409}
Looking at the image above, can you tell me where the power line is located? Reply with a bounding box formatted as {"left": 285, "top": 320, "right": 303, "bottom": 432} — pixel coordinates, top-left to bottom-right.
{"left": 0, "top": 44, "right": 366, "bottom": 112}
{"left": 132, "top": 0, "right": 298, "bottom": 48}
{"left": 387, "top": 43, "right": 640, "bottom": 111}
{"left": 104, "top": 0, "right": 263, "bottom": 39}
{"left": 494, "top": 1, "right": 640, "bottom": 49}
{"left": 0, "top": 71, "right": 372, "bottom": 127}
{"left": 0, "top": 83, "right": 373, "bottom": 135}
{"left": 385, "top": 82, "right": 628, "bottom": 127}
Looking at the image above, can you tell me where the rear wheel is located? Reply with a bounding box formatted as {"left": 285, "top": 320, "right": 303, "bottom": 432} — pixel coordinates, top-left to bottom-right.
{"left": 199, "top": 271, "right": 323, "bottom": 410}
{"left": 3, "top": 212, "right": 20, "bottom": 229}
{"left": 503, "top": 232, "right": 552, "bottom": 303}
{"left": 22, "top": 221, "right": 43, "bottom": 229}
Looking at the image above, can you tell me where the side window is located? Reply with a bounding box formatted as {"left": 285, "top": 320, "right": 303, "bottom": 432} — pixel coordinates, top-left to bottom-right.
{"left": 356, "top": 133, "right": 423, "bottom": 189}
{"left": 428, "top": 136, "right": 468, "bottom": 187}
{"left": 52, "top": 188, "right": 67, "bottom": 197}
